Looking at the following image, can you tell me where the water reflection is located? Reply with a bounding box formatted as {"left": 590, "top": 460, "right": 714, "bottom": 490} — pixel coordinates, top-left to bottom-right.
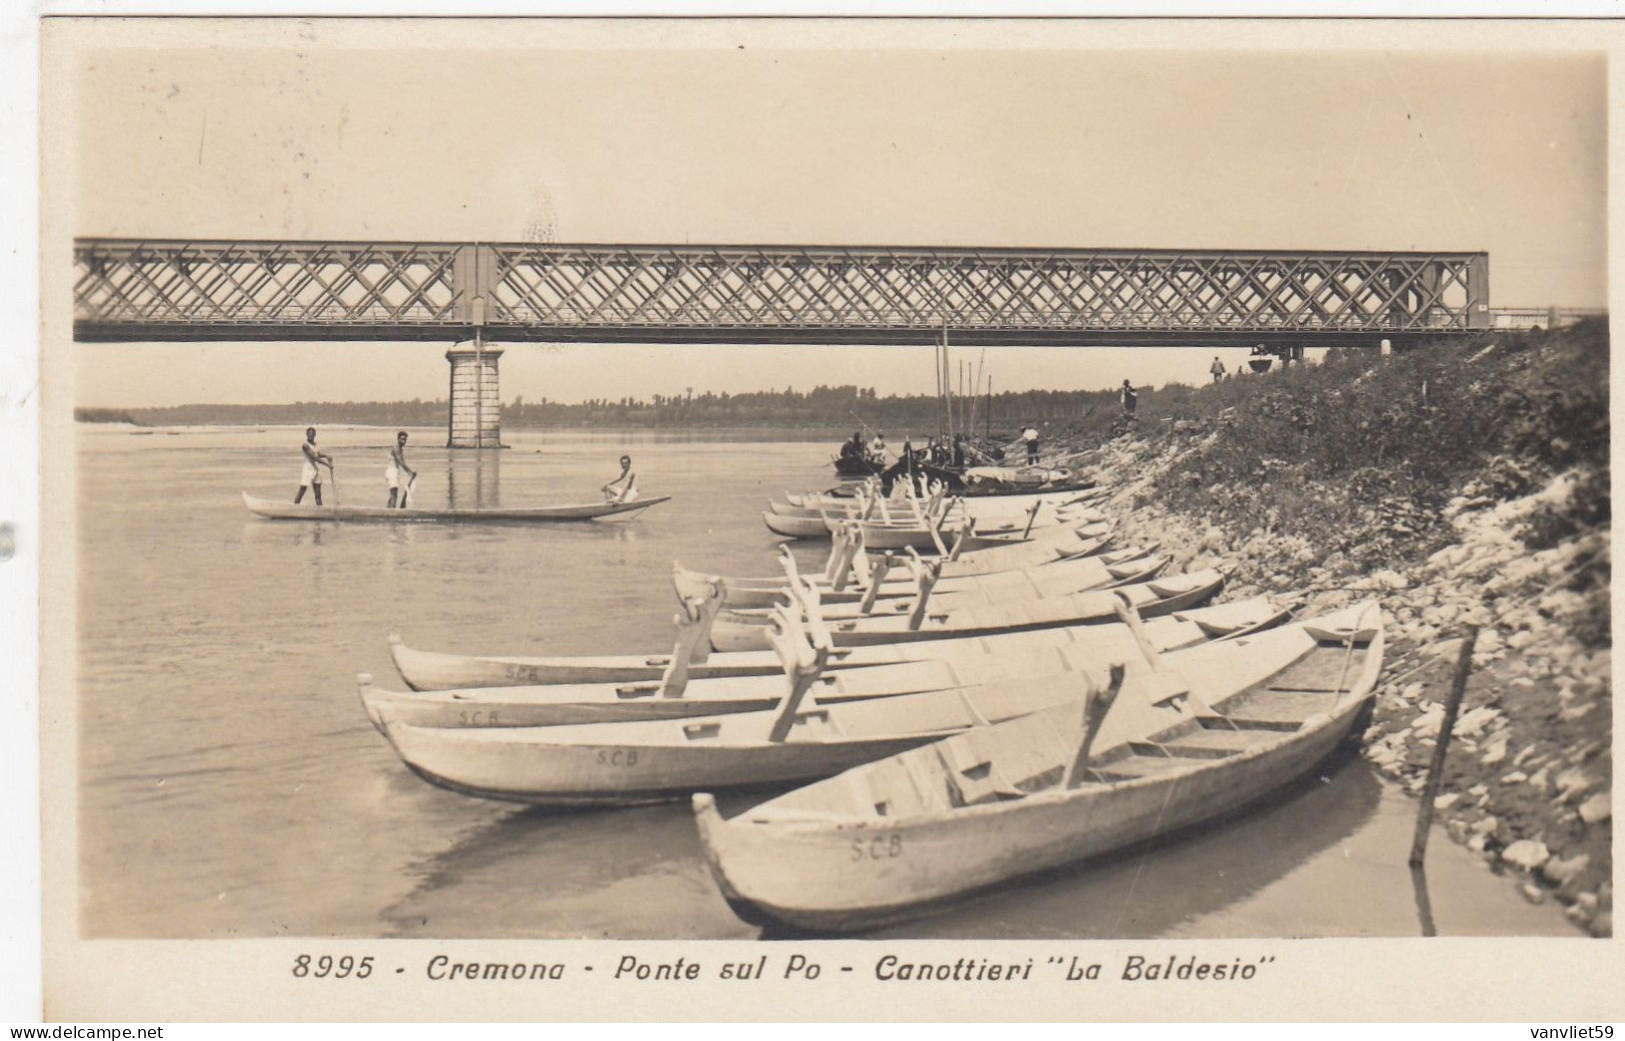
{"left": 1411, "top": 864, "right": 1439, "bottom": 937}
{"left": 446, "top": 449, "right": 501, "bottom": 510}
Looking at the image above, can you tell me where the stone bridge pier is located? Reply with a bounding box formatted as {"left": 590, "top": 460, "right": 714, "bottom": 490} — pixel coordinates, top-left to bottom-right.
{"left": 446, "top": 333, "right": 504, "bottom": 449}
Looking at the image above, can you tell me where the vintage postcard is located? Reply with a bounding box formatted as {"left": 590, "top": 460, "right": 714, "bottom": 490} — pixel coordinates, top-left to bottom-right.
{"left": 26, "top": 12, "right": 1624, "bottom": 1022}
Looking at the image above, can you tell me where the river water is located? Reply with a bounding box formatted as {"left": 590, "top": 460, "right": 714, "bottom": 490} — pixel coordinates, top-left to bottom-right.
{"left": 76, "top": 424, "right": 1575, "bottom": 939}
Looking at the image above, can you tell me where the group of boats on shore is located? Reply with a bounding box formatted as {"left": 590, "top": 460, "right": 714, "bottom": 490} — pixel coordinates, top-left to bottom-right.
{"left": 356, "top": 476, "right": 1386, "bottom": 933}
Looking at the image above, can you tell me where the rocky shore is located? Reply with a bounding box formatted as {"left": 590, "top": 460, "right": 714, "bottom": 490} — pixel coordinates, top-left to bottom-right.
{"left": 1060, "top": 323, "right": 1611, "bottom": 936}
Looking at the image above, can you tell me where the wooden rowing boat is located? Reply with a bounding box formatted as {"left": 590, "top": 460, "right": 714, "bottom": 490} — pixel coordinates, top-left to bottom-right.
{"left": 671, "top": 529, "right": 1133, "bottom": 610}
{"left": 709, "top": 551, "right": 1169, "bottom": 622}
{"left": 242, "top": 491, "right": 671, "bottom": 522}
{"left": 709, "top": 568, "right": 1226, "bottom": 652}
{"left": 692, "top": 602, "right": 1384, "bottom": 932}
{"left": 360, "top": 594, "right": 1266, "bottom": 730}
{"left": 367, "top": 607, "right": 1129, "bottom": 807}
{"left": 387, "top": 594, "right": 1284, "bottom": 691}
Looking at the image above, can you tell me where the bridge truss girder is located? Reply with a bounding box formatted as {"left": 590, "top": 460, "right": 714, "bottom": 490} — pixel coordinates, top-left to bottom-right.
{"left": 73, "top": 239, "right": 1489, "bottom": 345}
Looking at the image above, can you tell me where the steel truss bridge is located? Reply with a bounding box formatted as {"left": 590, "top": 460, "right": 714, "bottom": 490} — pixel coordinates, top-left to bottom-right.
{"left": 73, "top": 239, "right": 1490, "bottom": 346}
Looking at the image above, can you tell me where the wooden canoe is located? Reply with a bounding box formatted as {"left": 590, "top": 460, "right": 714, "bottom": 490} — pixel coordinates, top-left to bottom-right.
{"left": 710, "top": 552, "right": 1170, "bottom": 622}
{"left": 368, "top": 650, "right": 1118, "bottom": 807}
{"left": 784, "top": 486, "right": 1109, "bottom": 512}
{"left": 672, "top": 530, "right": 1134, "bottom": 610}
{"left": 242, "top": 491, "right": 670, "bottom": 522}
{"left": 693, "top": 603, "right": 1385, "bottom": 932}
{"left": 709, "top": 569, "right": 1227, "bottom": 652}
{"left": 387, "top": 595, "right": 1285, "bottom": 691}
{"left": 361, "top": 602, "right": 1258, "bottom": 730}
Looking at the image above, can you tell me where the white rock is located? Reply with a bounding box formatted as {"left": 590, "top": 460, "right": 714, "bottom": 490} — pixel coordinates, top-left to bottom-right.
{"left": 1555, "top": 768, "right": 1592, "bottom": 801}
{"left": 1541, "top": 854, "right": 1590, "bottom": 887}
{"left": 1579, "top": 793, "right": 1611, "bottom": 825}
{"left": 1470, "top": 815, "right": 1499, "bottom": 836}
{"left": 1371, "top": 569, "right": 1410, "bottom": 591}
{"left": 1433, "top": 793, "right": 1460, "bottom": 810}
{"left": 1455, "top": 705, "right": 1502, "bottom": 739}
{"left": 1500, "top": 771, "right": 1529, "bottom": 785}
{"left": 1501, "top": 839, "right": 1551, "bottom": 873}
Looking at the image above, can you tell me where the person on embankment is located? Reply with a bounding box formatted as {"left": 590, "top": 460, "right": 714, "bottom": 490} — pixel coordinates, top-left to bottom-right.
{"left": 294, "top": 427, "right": 334, "bottom": 505}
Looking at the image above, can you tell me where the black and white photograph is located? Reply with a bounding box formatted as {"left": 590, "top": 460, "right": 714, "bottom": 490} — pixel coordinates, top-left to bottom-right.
{"left": 20, "top": 11, "right": 1622, "bottom": 1023}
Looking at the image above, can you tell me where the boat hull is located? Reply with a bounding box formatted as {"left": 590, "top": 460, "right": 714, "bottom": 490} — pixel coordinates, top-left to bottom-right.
{"left": 377, "top": 720, "right": 949, "bottom": 807}
{"left": 708, "top": 570, "right": 1223, "bottom": 652}
{"left": 242, "top": 491, "right": 670, "bottom": 522}
{"left": 694, "top": 696, "right": 1369, "bottom": 932}
{"left": 387, "top": 595, "right": 1280, "bottom": 691}
{"left": 694, "top": 610, "right": 1385, "bottom": 932}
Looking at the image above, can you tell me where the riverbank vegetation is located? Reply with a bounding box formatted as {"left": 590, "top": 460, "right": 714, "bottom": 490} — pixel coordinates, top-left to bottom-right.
{"left": 99, "top": 384, "right": 1117, "bottom": 433}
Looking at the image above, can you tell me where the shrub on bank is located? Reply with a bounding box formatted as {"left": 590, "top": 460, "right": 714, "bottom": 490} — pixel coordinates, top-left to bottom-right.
{"left": 1136, "top": 319, "right": 1609, "bottom": 575}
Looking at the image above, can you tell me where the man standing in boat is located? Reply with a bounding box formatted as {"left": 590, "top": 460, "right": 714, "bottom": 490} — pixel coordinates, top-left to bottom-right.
{"left": 294, "top": 427, "right": 334, "bottom": 505}
{"left": 386, "top": 431, "right": 417, "bottom": 509}
{"left": 1021, "top": 423, "right": 1040, "bottom": 465}
{"left": 602, "top": 454, "right": 638, "bottom": 503}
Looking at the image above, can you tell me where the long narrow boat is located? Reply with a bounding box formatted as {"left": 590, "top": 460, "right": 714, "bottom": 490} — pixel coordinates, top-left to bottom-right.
{"left": 673, "top": 531, "right": 1135, "bottom": 611}
{"left": 692, "top": 603, "right": 1384, "bottom": 933}
{"left": 367, "top": 609, "right": 1127, "bottom": 807}
{"left": 387, "top": 595, "right": 1284, "bottom": 691}
{"left": 709, "top": 569, "right": 1226, "bottom": 652}
{"left": 768, "top": 491, "right": 1095, "bottom": 522}
{"left": 360, "top": 598, "right": 1261, "bottom": 730}
{"left": 847, "top": 506, "right": 1107, "bottom": 553}
{"left": 242, "top": 491, "right": 671, "bottom": 522}
{"left": 711, "top": 553, "right": 1169, "bottom": 622}
{"left": 785, "top": 485, "right": 1110, "bottom": 511}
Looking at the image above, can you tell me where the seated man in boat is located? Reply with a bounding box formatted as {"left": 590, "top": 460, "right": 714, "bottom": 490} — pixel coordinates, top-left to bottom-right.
{"left": 294, "top": 427, "right": 334, "bottom": 505}
{"left": 386, "top": 431, "right": 417, "bottom": 509}
{"left": 602, "top": 455, "right": 638, "bottom": 503}
{"left": 869, "top": 432, "right": 887, "bottom": 462}
{"left": 838, "top": 432, "right": 864, "bottom": 461}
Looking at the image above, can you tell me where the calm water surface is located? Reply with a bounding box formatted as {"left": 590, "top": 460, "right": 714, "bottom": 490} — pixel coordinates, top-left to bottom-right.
{"left": 77, "top": 424, "right": 1575, "bottom": 938}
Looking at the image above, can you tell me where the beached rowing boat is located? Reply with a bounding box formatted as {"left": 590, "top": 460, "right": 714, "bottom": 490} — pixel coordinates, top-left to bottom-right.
{"left": 386, "top": 593, "right": 1284, "bottom": 691}
{"left": 242, "top": 491, "right": 670, "bottom": 522}
{"left": 708, "top": 568, "right": 1226, "bottom": 652}
{"left": 672, "top": 530, "right": 1135, "bottom": 610}
{"left": 692, "top": 602, "right": 1384, "bottom": 932}
{"left": 367, "top": 606, "right": 1134, "bottom": 806}
{"left": 359, "top": 586, "right": 1280, "bottom": 730}
{"left": 707, "top": 551, "right": 1169, "bottom": 621}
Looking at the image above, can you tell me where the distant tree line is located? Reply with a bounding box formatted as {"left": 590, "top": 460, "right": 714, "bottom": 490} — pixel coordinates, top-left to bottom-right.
{"left": 94, "top": 384, "right": 1128, "bottom": 437}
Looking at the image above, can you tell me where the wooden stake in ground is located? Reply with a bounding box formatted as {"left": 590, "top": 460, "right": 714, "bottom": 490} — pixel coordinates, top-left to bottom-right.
{"left": 1408, "top": 625, "right": 1480, "bottom": 868}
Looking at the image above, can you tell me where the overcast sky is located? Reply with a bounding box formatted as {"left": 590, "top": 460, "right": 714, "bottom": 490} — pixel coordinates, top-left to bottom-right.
{"left": 56, "top": 20, "right": 1607, "bottom": 407}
